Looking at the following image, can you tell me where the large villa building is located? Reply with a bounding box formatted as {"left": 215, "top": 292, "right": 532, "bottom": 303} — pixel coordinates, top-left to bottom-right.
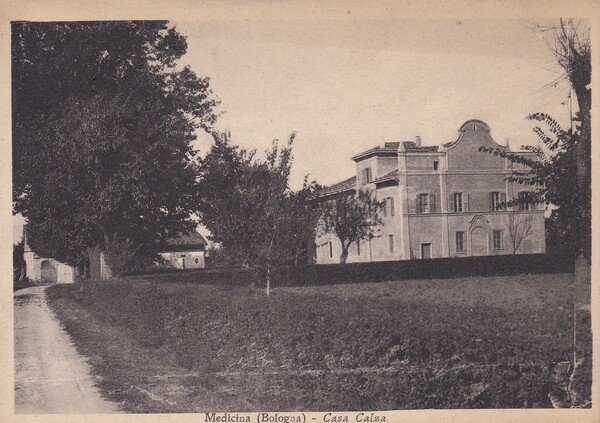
{"left": 315, "top": 119, "right": 546, "bottom": 264}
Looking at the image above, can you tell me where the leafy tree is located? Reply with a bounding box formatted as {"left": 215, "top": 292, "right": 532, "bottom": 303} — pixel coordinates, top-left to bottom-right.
{"left": 479, "top": 113, "right": 584, "bottom": 259}
{"left": 534, "top": 19, "right": 590, "bottom": 261}
{"left": 196, "top": 133, "right": 320, "bottom": 294}
{"left": 317, "top": 190, "right": 384, "bottom": 264}
{"left": 12, "top": 21, "right": 217, "bottom": 270}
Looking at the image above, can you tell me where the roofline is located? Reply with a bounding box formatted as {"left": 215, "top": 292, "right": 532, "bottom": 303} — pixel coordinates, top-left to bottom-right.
{"left": 350, "top": 147, "right": 398, "bottom": 162}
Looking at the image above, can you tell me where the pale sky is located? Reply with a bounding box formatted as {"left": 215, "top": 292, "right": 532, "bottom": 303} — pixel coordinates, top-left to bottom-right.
{"left": 13, "top": 19, "right": 574, "bottom": 243}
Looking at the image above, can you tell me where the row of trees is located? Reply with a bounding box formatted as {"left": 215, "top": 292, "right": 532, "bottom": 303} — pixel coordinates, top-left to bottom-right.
{"left": 13, "top": 21, "right": 218, "bottom": 274}
{"left": 12, "top": 20, "right": 382, "bottom": 282}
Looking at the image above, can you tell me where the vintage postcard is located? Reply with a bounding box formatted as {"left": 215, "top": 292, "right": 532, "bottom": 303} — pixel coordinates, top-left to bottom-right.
{"left": 1, "top": 1, "right": 598, "bottom": 422}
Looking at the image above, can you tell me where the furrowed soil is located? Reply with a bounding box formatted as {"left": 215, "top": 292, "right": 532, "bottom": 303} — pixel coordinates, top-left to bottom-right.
{"left": 46, "top": 273, "right": 591, "bottom": 412}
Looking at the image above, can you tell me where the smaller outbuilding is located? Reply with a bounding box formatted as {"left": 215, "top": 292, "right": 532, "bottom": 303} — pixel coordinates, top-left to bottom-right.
{"left": 158, "top": 231, "right": 208, "bottom": 270}
{"left": 22, "top": 226, "right": 77, "bottom": 284}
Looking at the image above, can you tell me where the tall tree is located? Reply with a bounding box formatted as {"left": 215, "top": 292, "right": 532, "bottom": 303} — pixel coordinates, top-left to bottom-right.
{"left": 196, "top": 133, "right": 320, "bottom": 294}
{"left": 479, "top": 113, "right": 582, "bottom": 258}
{"left": 317, "top": 190, "right": 383, "bottom": 264}
{"left": 12, "top": 21, "right": 217, "bottom": 270}
{"left": 536, "top": 19, "right": 591, "bottom": 261}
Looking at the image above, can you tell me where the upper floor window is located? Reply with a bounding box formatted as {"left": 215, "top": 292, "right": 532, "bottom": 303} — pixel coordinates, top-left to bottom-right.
{"left": 490, "top": 191, "right": 505, "bottom": 211}
{"left": 433, "top": 161, "right": 439, "bottom": 170}
{"left": 518, "top": 191, "right": 532, "bottom": 210}
{"left": 418, "top": 194, "right": 429, "bottom": 213}
{"left": 363, "top": 167, "right": 372, "bottom": 184}
{"left": 383, "top": 197, "right": 395, "bottom": 217}
{"left": 452, "top": 193, "right": 463, "bottom": 212}
{"left": 416, "top": 193, "right": 436, "bottom": 213}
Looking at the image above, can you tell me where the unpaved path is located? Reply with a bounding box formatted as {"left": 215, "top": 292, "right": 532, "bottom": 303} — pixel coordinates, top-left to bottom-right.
{"left": 14, "top": 286, "right": 119, "bottom": 414}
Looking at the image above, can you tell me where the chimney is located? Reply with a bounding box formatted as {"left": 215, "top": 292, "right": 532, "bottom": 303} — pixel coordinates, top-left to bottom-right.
{"left": 415, "top": 135, "right": 422, "bottom": 147}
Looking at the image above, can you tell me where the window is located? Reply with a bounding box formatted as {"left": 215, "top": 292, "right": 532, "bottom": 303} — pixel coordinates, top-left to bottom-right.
{"left": 433, "top": 161, "right": 439, "bottom": 170}
{"left": 518, "top": 191, "right": 532, "bottom": 211}
{"left": 384, "top": 197, "right": 395, "bottom": 217}
{"left": 388, "top": 235, "right": 394, "bottom": 253}
{"left": 490, "top": 191, "right": 503, "bottom": 211}
{"left": 363, "top": 167, "right": 372, "bottom": 184}
{"left": 356, "top": 240, "right": 361, "bottom": 256}
{"left": 421, "top": 243, "right": 432, "bottom": 259}
{"left": 493, "top": 230, "right": 503, "bottom": 250}
{"left": 328, "top": 242, "right": 333, "bottom": 258}
{"left": 418, "top": 194, "right": 429, "bottom": 213}
{"left": 452, "top": 193, "right": 463, "bottom": 212}
{"left": 456, "top": 231, "right": 465, "bottom": 252}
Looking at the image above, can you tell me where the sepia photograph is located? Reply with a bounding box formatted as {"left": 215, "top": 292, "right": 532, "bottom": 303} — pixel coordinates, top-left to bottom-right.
{"left": 6, "top": 2, "right": 595, "bottom": 418}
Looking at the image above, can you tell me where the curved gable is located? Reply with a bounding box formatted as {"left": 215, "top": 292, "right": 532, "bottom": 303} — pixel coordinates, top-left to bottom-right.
{"left": 443, "top": 120, "right": 507, "bottom": 170}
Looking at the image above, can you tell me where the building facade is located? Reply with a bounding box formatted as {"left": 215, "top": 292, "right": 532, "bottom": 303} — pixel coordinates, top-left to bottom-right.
{"left": 23, "top": 227, "right": 77, "bottom": 284}
{"left": 316, "top": 119, "right": 546, "bottom": 264}
{"left": 158, "top": 231, "right": 207, "bottom": 270}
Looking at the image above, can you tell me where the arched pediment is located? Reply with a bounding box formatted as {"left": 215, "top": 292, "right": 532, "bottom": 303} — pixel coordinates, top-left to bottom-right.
{"left": 459, "top": 119, "right": 491, "bottom": 133}
{"left": 441, "top": 119, "right": 508, "bottom": 169}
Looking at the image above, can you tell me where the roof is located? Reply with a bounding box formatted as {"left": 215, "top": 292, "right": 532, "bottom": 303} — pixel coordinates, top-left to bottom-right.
{"left": 162, "top": 231, "right": 207, "bottom": 252}
{"left": 314, "top": 176, "right": 356, "bottom": 198}
{"left": 372, "top": 169, "right": 399, "bottom": 184}
{"left": 400, "top": 141, "right": 439, "bottom": 152}
{"left": 351, "top": 146, "right": 399, "bottom": 162}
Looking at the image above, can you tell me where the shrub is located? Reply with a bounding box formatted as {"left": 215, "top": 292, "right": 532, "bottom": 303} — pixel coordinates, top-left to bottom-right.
{"left": 127, "top": 253, "right": 574, "bottom": 288}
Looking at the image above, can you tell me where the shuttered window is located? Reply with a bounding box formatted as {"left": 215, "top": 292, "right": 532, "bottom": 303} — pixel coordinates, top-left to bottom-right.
{"left": 518, "top": 191, "right": 532, "bottom": 210}
{"left": 456, "top": 231, "right": 465, "bottom": 252}
{"left": 417, "top": 194, "right": 435, "bottom": 213}
{"left": 452, "top": 193, "right": 463, "bottom": 212}
{"left": 490, "top": 191, "right": 506, "bottom": 211}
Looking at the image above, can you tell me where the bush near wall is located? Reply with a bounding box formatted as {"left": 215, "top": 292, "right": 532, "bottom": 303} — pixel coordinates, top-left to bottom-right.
{"left": 127, "top": 253, "right": 573, "bottom": 288}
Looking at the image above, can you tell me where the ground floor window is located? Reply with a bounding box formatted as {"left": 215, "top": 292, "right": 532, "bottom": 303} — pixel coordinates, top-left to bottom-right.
{"left": 421, "top": 243, "right": 431, "bottom": 259}
{"left": 388, "top": 235, "right": 394, "bottom": 253}
{"left": 493, "top": 230, "right": 503, "bottom": 250}
{"left": 456, "top": 231, "right": 465, "bottom": 252}
{"left": 356, "top": 240, "right": 361, "bottom": 256}
{"left": 328, "top": 242, "right": 333, "bottom": 258}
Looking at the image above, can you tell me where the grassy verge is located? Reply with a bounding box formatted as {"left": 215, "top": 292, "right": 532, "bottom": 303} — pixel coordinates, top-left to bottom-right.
{"left": 46, "top": 273, "right": 591, "bottom": 411}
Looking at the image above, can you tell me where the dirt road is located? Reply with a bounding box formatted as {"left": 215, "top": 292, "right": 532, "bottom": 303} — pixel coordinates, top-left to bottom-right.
{"left": 14, "top": 286, "right": 119, "bottom": 414}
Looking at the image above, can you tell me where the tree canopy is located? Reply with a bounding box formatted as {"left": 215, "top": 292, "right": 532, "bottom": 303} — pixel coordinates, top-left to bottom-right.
{"left": 12, "top": 21, "right": 217, "bottom": 269}
{"left": 195, "top": 133, "right": 321, "bottom": 293}
{"left": 317, "top": 189, "right": 384, "bottom": 264}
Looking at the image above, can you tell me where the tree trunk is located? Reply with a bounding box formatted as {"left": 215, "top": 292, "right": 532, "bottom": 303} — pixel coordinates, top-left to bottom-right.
{"left": 339, "top": 245, "right": 349, "bottom": 264}
{"left": 266, "top": 266, "right": 271, "bottom": 296}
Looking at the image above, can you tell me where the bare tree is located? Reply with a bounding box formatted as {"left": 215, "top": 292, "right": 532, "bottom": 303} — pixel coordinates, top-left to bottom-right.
{"left": 504, "top": 213, "right": 535, "bottom": 255}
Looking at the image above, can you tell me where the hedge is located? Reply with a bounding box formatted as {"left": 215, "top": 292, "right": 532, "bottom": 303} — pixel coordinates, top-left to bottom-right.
{"left": 127, "top": 253, "right": 574, "bottom": 288}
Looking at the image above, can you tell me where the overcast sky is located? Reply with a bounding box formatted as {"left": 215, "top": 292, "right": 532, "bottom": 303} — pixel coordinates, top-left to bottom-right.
{"left": 178, "top": 18, "right": 572, "bottom": 186}
{"left": 13, "top": 18, "right": 574, "bottom": 243}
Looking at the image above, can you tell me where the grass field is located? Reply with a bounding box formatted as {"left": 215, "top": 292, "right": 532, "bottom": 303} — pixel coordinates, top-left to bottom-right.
{"left": 46, "top": 273, "right": 591, "bottom": 412}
